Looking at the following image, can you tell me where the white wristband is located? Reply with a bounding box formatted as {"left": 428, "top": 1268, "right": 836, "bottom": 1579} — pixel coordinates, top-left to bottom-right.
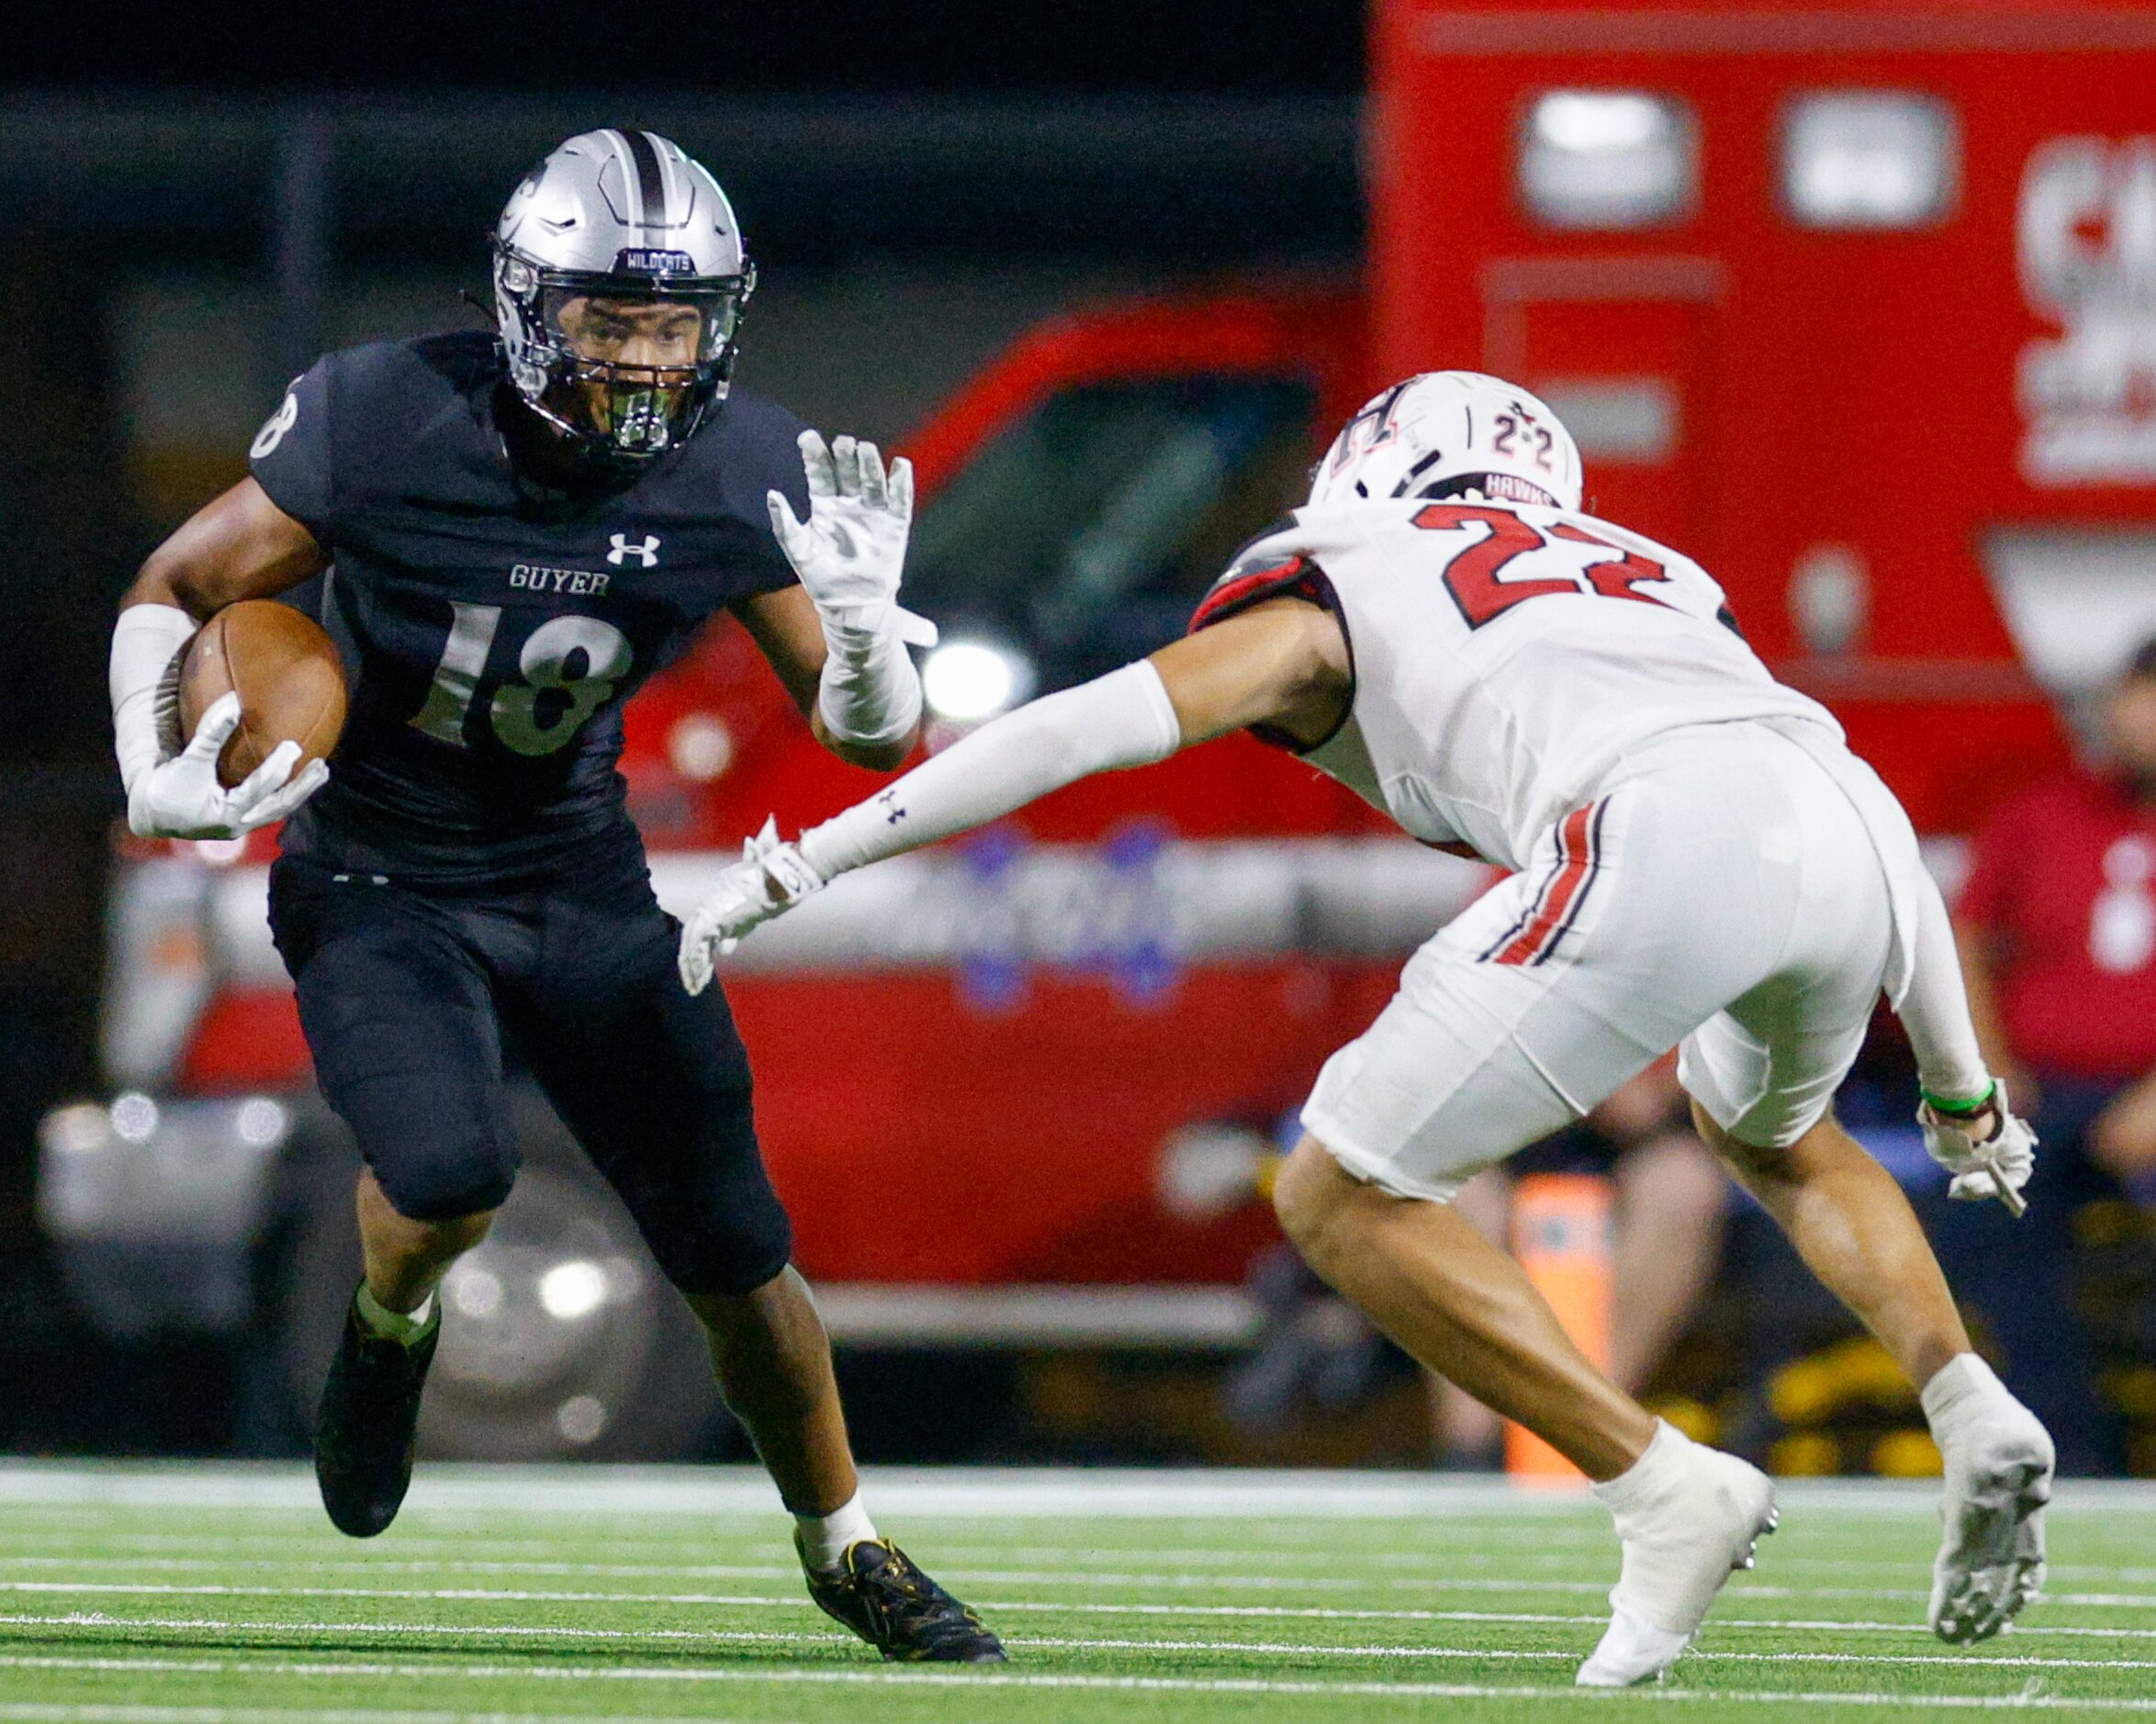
{"left": 815, "top": 614, "right": 923, "bottom": 748}
{"left": 110, "top": 604, "right": 198, "bottom": 796}
{"left": 800, "top": 659, "right": 1182, "bottom": 879}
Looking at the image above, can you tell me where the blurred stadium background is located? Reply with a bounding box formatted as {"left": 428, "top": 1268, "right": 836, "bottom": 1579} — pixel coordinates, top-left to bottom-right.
{"left": 6, "top": 0, "right": 2156, "bottom": 1492}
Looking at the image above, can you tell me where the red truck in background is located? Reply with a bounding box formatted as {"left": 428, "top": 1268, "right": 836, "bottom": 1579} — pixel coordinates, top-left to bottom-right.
{"left": 42, "top": 0, "right": 2156, "bottom": 1458}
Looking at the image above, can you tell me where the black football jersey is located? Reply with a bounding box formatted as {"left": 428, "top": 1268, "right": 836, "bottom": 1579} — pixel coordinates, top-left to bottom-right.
{"left": 248, "top": 331, "right": 806, "bottom": 885}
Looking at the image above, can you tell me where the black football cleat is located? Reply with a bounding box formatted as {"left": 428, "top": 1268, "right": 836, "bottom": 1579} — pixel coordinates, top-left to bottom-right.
{"left": 313, "top": 1287, "right": 439, "bottom": 1538}
{"left": 802, "top": 1538, "right": 1006, "bottom": 1663}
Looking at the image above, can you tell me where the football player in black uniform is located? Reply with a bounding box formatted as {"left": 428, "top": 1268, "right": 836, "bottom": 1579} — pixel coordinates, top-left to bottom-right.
{"left": 107, "top": 129, "right": 1001, "bottom": 1663}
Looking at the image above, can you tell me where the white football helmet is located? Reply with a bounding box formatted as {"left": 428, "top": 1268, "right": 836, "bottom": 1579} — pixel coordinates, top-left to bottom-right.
{"left": 1308, "top": 372, "right": 1583, "bottom": 512}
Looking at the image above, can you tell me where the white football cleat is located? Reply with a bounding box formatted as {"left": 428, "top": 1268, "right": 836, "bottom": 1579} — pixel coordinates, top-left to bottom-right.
{"left": 1928, "top": 1370, "right": 2053, "bottom": 1645}
{"left": 1577, "top": 1423, "right": 1777, "bottom": 1687}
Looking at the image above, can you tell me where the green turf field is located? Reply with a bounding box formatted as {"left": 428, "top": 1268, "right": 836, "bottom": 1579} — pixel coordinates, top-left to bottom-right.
{"left": 0, "top": 1465, "right": 2150, "bottom": 1722}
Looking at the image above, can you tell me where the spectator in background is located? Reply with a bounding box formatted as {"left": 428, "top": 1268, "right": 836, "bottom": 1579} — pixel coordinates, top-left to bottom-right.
{"left": 1435, "top": 1058, "right": 1725, "bottom": 1467}
{"left": 1948, "top": 634, "right": 2156, "bottom": 1472}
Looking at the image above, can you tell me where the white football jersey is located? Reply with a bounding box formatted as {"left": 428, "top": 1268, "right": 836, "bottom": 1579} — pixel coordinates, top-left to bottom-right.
{"left": 1193, "top": 498, "right": 1844, "bottom": 872}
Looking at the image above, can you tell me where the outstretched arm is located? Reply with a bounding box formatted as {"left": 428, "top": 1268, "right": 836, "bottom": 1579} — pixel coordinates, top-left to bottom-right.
{"left": 797, "top": 657, "right": 1181, "bottom": 877}
{"left": 677, "top": 598, "right": 1349, "bottom": 991}
{"left": 803, "top": 599, "right": 1345, "bottom": 877}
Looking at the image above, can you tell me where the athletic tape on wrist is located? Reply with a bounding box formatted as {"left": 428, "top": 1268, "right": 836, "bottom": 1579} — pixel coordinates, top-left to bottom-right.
{"left": 816, "top": 623, "right": 922, "bottom": 746}
{"left": 1921, "top": 1080, "right": 1998, "bottom": 1118}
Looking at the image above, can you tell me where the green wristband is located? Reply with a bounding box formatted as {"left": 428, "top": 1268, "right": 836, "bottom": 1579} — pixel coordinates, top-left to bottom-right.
{"left": 1921, "top": 1080, "right": 1998, "bottom": 1118}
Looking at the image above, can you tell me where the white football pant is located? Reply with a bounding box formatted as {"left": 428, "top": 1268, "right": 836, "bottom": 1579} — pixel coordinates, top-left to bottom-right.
{"left": 1303, "top": 721, "right": 1902, "bottom": 1198}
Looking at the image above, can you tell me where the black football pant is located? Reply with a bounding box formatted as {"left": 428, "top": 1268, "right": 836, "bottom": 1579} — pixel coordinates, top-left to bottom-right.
{"left": 267, "top": 834, "right": 792, "bottom": 1297}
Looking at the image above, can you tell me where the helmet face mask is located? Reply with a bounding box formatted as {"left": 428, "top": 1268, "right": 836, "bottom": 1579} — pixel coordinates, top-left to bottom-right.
{"left": 492, "top": 130, "right": 756, "bottom": 463}
{"left": 504, "top": 269, "right": 754, "bottom": 457}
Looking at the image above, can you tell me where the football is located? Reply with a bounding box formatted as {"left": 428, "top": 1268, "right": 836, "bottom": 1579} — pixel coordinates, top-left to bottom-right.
{"left": 177, "top": 599, "right": 348, "bottom": 790}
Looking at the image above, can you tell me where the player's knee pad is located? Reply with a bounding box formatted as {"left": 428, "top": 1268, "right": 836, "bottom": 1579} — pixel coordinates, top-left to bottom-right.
{"left": 650, "top": 1176, "right": 793, "bottom": 1299}
{"left": 362, "top": 1105, "right": 519, "bottom": 1223}
{"left": 377, "top": 1161, "right": 517, "bottom": 1225}
{"left": 610, "top": 1095, "right": 792, "bottom": 1297}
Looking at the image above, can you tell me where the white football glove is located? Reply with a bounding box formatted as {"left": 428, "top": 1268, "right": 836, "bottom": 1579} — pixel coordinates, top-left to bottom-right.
{"left": 1918, "top": 1082, "right": 2037, "bottom": 1217}
{"left": 126, "top": 691, "right": 329, "bottom": 841}
{"left": 677, "top": 816, "right": 828, "bottom": 994}
{"left": 769, "top": 430, "right": 938, "bottom": 648}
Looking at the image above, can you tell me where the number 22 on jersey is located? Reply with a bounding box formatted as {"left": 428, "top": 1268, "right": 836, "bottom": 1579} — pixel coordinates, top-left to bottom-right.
{"left": 410, "top": 602, "right": 634, "bottom": 756}
{"left": 1412, "top": 504, "right": 1678, "bottom": 631}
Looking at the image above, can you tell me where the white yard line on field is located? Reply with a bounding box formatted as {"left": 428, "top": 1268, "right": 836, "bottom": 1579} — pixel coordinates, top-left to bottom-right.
{"left": 6, "top": 1462, "right": 2152, "bottom": 1520}
{"left": 0, "top": 1709, "right": 789, "bottom": 1724}
{"left": 1031, "top": 1640, "right": 2156, "bottom": 1671}
{"left": 25, "top": 1544, "right": 2156, "bottom": 1602}
{"left": 3, "top": 1545, "right": 2150, "bottom": 1588}
{"left": 6, "top": 1651, "right": 2156, "bottom": 1713}
{"left": 0, "top": 1613, "right": 821, "bottom": 1647}
{"left": 5, "top": 1580, "right": 2156, "bottom": 1640}
{"left": 0, "top": 1513, "right": 1607, "bottom": 1552}
{"left": 6, "top": 1609, "right": 2156, "bottom": 1671}
{"left": 0, "top": 1467, "right": 1554, "bottom": 1520}
{"left": 16, "top": 1528, "right": 2156, "bottom": 1583}
{"left": 9, "top": 1573, "right": 2156, "bottom": 1612}
{"left": 0, "top": 1537, "right": 1628, "bottom": 1570}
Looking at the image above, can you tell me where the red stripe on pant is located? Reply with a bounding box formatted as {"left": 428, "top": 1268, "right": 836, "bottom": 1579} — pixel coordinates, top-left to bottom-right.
{"left": 1494, "top": 802, "right": 1599, "bottom": 967}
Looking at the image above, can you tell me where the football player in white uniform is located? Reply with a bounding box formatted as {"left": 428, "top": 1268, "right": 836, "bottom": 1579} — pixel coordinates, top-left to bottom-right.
{"left": 680, "top": 373, "right": 2054, "bottom": 1685}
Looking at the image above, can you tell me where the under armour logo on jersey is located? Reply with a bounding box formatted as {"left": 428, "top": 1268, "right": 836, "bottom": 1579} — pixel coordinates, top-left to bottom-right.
{"left": 608, "top": 533, "right": 662, "bottom": 567}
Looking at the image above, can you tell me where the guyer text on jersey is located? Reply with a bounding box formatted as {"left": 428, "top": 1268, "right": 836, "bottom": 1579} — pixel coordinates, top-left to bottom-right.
{"left": 508, "top": 565, "right": 614, "bottom": 597}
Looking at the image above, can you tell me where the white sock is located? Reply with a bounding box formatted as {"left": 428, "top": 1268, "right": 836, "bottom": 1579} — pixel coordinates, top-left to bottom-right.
{"left": 795, "top": 1490, "right": 879, "bottom": 1575}
{"left": 1592, "top": 1420, "right": 1693, "bottom": 1523}
{"left": 1921, "top": 1352, "right": 2005, "bottom": 1437}
{"left": 355, "top": 1282, "right": 435, "bottom": 1345}
{"left": 1587, "top": 1417, "right": 1772, "bottom": 1651}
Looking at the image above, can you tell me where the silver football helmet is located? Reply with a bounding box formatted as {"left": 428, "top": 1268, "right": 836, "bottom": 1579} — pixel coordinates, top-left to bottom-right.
{"left": 493, "top": 129, "right": 756, "bottom": 461}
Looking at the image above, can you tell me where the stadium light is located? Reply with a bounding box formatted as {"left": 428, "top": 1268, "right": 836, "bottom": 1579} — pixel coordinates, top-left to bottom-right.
{"left": 109, "top": 1093, "right": 159, "bottom": 1144}
{"left": 923, "top": 638, "right": 1036, "bottom": 724}
{"left": 447, "top": 1261, "right": 504, "bottom": 1319}
{"left": 537, "top": 1259, "right": 609, "bottom": 1321}
{"left": 667, "top": 712, "right": 736, "bottom": 782}
{"left": 1522, "top": 91, "right": 1696, "bottom": 229}
{"left": 234, "top": 1097, "right": 290, "bottom": 1148}
{"left": 556, "top": 1394, "right": 608, "bottom": 1444}
{"left": 1783, "top": 93, "right": 1958, "bottom": 229}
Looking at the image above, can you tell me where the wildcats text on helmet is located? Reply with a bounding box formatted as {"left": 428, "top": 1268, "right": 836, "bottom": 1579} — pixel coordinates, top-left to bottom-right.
{"left": 614, "top": 249, "right": 700, "bottom": 275}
